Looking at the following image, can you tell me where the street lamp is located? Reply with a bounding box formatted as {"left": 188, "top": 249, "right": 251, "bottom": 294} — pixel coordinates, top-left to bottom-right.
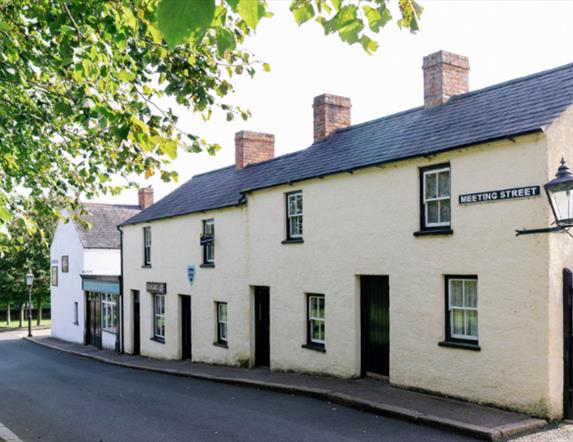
{"left": 25, "top": 271, "right": 34, "bottom": 337}
{"left": 517, "top": 158, "right": 573, "bottom": 235}
{"left": 545, "top": 158, "right": 573, "bottom": 227}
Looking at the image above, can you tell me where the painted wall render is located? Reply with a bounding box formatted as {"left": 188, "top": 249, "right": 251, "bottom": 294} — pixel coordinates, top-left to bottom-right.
{"left": 122, "top": 125, "right": 573, "bottom": 418}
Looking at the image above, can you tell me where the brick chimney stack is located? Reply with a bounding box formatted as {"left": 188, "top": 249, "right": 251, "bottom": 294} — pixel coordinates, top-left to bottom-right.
{"left": 313, "top": 94, "right": 351, "bottom": 142}
{"left": 235, "top": 131, "right": 275, "bottom": 170}
{"left": 138, "top": 186, "right": 154, "bottom": 210}
{"left": 422, "top": 51, "right": 469, "bottom": 108}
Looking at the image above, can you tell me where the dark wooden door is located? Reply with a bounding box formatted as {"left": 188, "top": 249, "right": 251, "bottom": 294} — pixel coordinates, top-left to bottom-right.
{"left": 86, "top": 293, "right": 102, "bottom": 349}
{"left": 181, "top": 295, "right": 192, "bottom": 360}
{"left": 133, "top": 291, "right": 140, "bottom": 356}
{"left": 564, "top": 268, "right": 573, "bottom": 419}
{"left": 361, "top": 275, "right": 390, "bottom": 376}
{"left": 254, "top": 287, "right": 270, "bottom": 367}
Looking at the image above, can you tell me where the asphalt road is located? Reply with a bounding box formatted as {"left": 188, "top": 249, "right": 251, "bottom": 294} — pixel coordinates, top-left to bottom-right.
{"left": 0, "top": 331, "right": 476, "bottom": 442}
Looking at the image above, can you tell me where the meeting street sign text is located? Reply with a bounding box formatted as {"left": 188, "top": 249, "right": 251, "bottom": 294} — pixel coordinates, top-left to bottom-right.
{"left": 459, "top": 186, "right": 541, "bottom": 205}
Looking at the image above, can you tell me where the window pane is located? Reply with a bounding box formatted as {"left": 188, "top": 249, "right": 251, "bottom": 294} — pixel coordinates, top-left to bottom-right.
{"left": 425, "top": 173, "right": 437, "bottom": 199}
{"left": 439, "top": 199, "right": 451, "bottom": 223}
{"left": 317, "top": 298, "right": 324, "bottom": 319}
{"left": 219, "top": 303, "right": 227, "bottom": 321}
{"left": 291, "top": 215, "right": 303, "bottom": 237}
{"left": 466, "top": 310, "right": 478, "bottom": 337}
{"left": 438, "top": 171, "right": 450, "bottom": 197}
{"left": 452, "top": 309, "right": 464, "bottom": 335}
{"left": 427, "top": 201, "right": 439, "bottom": 224}
{"left": 464, "top": 280, "right": 477, "bottom": 308}
{"left": 450, "top": 281, "right": 463, "bottom": 306}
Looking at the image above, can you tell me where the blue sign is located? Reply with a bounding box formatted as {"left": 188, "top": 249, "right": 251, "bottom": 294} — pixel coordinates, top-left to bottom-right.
{"left": 187, "top": 265, "right": 196, "bottom": 287}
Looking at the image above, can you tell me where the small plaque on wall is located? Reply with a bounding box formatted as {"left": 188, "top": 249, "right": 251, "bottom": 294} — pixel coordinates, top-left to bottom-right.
{"left": 459, "top": 186, "right": 541, "bottom": 205}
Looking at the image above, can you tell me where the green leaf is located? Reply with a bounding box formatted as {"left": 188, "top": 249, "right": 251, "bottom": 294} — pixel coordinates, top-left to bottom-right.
{"left": 330, "top": 0, "right": 342, "bottom": 11}
{"left": 237, "top": 0, "right": 263, "bottom": 30}
{"left": 291, "top": 3, "right": 315, "bottom": 25}
{"left": 262, "top": 63, "right": 271, "bottom": 72}
{"left": 215, "top": 27, "right": 236, "bottom": 57}
{"left": 157, "top": 0, "right": 216, "bottom": 50}
{"left": 360, "top": 35, "right": 379, "bottom": 54}
{"left": 55, "top": 101, "right": 73, "bottom": 117}
{"left": 0, "top": 206, "right": 11, "bottom": 223}
{"left": 117, "top": 70, "right": 136, "bottom": 82}
{"left": 160, "top": 139, "right": 178, "bottom": 160}
{"left": 225, "top": 0, "right": 239, "bottom": 10}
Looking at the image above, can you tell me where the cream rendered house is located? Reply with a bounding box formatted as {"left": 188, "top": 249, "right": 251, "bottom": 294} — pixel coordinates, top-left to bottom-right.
{"left": 120, "top": 52, "right": 573, "bottom": 420}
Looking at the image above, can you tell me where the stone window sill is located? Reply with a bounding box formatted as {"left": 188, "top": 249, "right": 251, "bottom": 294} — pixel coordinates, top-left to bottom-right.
{"left": 142, "top": 264, "right": 152, "bottom": 269}
{"left": 302, "top": 343, "right": 326, "bottom": 353}
{"left": 282, "top": 238, "right": 304, "bottom": 245}
{"left": 200, "top": 263, "right": 215, "bottom": 268}
{"left": 213, "top": 341, "right": 228, "bottom": 349}
{"left": 150, "top": 336, "right": 165, "bottom": 344}
{"left": 438, "top": 340, "right": 480, "bottom": 351}
{"left": 413, "top": 229, "right": 453, "bottom": 237}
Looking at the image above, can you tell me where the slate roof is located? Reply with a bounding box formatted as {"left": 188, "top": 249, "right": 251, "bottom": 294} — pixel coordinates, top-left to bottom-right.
{"left": 76, "top": 203, "right": 141, "bottom": 248}
{"left": 123, "top": 61, "right": 573, "bottom": 226}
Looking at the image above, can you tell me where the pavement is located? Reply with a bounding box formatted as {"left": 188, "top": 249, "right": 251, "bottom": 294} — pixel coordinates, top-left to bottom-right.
{"left": 21, "top": 329, "right": 548, "bottom": 441}
{"left": 0, "top": 331, "right": 477, "bottom": 442}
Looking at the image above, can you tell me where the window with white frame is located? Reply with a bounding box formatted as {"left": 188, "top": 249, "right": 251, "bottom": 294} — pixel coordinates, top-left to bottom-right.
{"left": 154, "top": 294, "right": 165, "bottom": 340}
{"left": 446, "top": 276, "right": 478, "bottom": 342}
{"left": 143, "top": 226, "right": 151, "bottom": 266}
{"left": 286, "top": 191, "right": 303, "bottom": 240}
{"left": 202, "top": 219, "right": 215, "bottom": 265}
{"left": 216, "top": 302, "right": 228, "bottom": 345}
{"left": 102, "top": 294, "right": 117, "bottom": 333}
{"left": 422, "top": 165, "right": 451, "bottom": 229}
{"left": 307, "top": 294, "right": 325, "bottom": 348}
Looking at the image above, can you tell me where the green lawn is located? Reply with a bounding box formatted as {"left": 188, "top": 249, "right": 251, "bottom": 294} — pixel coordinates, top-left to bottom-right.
{"left": 0, "top": 319, "right": 51, "bottom": 330}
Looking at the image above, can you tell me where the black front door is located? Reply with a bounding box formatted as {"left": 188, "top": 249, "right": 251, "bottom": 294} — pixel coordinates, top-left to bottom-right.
{"left": 181, "top": 295, "right": 192, "bottom": 360}
{"left": 86, "top": 292, "right": 102, "bottom": 349}
{"left": 133, "top": 291, "right": 140, "bottom": 356}
{"left": 564, "top": 268, "right": 573, "bottom": 419}
{"left": 254, "top": 287, "right": 270, "bottom": 367}
{"left": 361, "top": 275, "right": 390, "bottom": 376}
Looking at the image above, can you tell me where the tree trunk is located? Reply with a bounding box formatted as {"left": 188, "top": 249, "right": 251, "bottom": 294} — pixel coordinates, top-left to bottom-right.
{"left": 6, "top": 303, "right": 10, "bottom": 326}
{"left": 36, "top": 303, "right": 42, "bottom": 326}
{"left": 18, "top": 305, "right": 23, "bottom": 328}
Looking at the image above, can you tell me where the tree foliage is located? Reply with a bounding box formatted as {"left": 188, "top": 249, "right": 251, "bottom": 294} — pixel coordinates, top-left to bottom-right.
{"left": 0, "top": 0, "right": 422, "bottom": 247}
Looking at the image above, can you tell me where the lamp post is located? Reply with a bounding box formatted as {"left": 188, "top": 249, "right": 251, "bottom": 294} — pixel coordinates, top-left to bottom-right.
{"left": 517, "top": 158, "right": 573, "bottom": 235}
{"left": 25, "top": 271, "right": 34, "bottom": 337}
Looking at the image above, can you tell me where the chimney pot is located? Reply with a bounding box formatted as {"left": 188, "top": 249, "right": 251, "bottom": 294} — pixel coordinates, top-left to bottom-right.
{"left": 235, "top": 131, "right": 275, "bottom": 170}
{"left": 422, "top": 50, "right": 469, "bottom": 108}
{"left": 138, "top": 186, "right": 154, "bottom": 210}
{"left": 313, "top": 93, "right": 351, "bottom": 142}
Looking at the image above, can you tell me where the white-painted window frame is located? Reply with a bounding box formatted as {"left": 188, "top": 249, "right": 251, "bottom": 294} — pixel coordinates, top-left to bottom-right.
{"left": 448, "top": 278, "right": 478, "bottom": 341}
{"left": 308, "top": 294, "right": 325, "bottom": 345}
{"left": 154, "top": 294, "right": 165, "bottom": 339}
{"left": 203, "top": 219, "right": 215, "bottom": 264}
{"left": 423, "top": 167, "right": 451, "bottom": 228}
{"left": 216, "top": 302, "right": 228, "bottom": 343}
{"left": 102, "top": 294, "right": 117, "bottom": 333}
{"left": 143, "top": 226, "right": 152, "bottom": 266}
{"left": 287, "top": 191, "right": 303, "bottom": 239}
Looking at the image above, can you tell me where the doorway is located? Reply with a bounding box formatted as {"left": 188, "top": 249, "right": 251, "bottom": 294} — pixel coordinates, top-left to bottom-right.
{"left": 254, "top": 286, "right": 270, "bottom": 367}
{"left": 361, "top": 275, "right": 390, "bottom": 376}
{"left": 564, "top": 268, "right": 573, "bottom": 419}
{"left": 181, "top": 295, "right": 192, "bottom": 360}
{"left": 133, "top": 290, "right": 140, "bottom": 356}
{"left": 85, "top": 292, "right": 102, "bottom": 349}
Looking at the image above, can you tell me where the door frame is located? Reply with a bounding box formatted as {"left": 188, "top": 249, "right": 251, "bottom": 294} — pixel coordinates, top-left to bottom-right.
{"left": 360, "top": 275, "right": 390, "bottom": 377}
{"left": 180, "top": 294, "right": 192, "bottom": 361}
{"left": 253, "top": 286, "right": 270, "bottom": 367}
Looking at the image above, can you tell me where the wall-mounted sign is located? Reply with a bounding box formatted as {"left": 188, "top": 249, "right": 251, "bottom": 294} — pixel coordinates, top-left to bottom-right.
{"left": 459, "top": 186, "right": 541, "bottom": 205}
{"left": 146, "top": 282, "right": 166, "bottom": 294}
{"left": 200, "top": 235, "right": 214, "bottom": 246}
{"left": 187, "top": 265, "right": 196, "bottom": 287}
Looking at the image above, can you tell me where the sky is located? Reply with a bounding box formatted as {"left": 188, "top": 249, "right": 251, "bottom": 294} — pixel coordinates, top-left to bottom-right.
{"left": 94, "top": 0, "right": 573, "bottom": 205}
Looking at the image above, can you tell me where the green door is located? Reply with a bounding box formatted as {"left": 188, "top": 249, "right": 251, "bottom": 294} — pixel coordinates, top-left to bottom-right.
{"left": 361, "top": 275, "right": 390, "bottom": 376}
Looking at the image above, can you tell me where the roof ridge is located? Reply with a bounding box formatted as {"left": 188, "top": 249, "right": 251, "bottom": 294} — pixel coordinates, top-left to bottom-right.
{"left": 82, "top": 202, "right": 140, "bottom": 209}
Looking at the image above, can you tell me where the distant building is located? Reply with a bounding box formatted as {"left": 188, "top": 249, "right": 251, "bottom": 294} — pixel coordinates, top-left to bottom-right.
{"left": 120, "top": 52, "right": 573, "bottom": 419}
{"left": 50, "top": 188, "right": 152, "bottom": 350}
